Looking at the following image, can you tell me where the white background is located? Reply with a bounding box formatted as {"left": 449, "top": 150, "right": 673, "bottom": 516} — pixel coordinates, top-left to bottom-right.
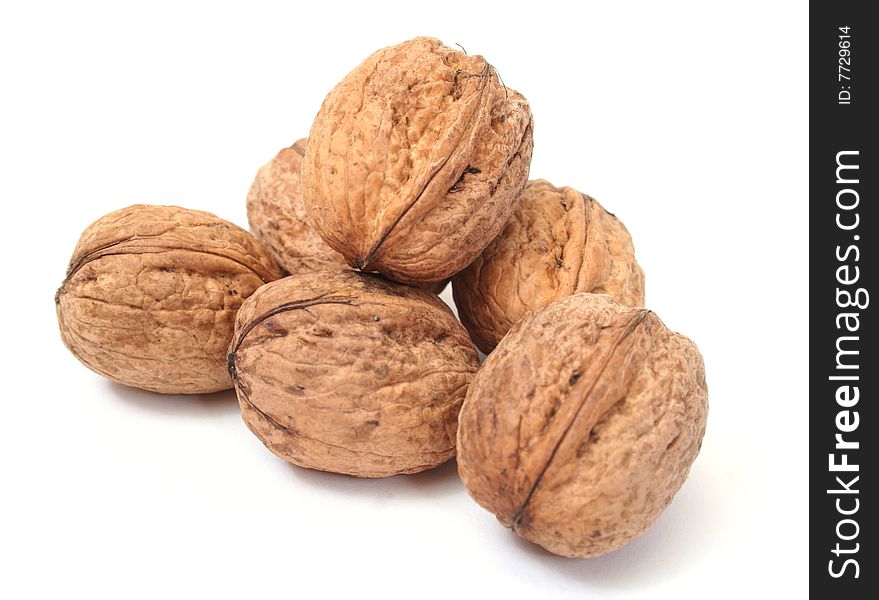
{"left": 0, "top": 1, "right": 808, "bottom": 598}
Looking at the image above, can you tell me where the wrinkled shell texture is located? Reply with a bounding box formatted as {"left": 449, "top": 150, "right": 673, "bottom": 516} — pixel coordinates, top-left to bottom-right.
{"left": 302, "top": 36, "right": 534, "bottom": 285}
{"left": 453, "top": 179, "right": 645, "bottom": 354}
{"left": 246, "top": 140, "right": 448, "bottom": 295}
{"left": 229, "top": 270, "right": 480, "bottom": 477}
{"left": 56, "top": 205, "right": 282, "bottom": 394}
{"left": 247, "top": 138, "right": 350, "bottom": 275}
{"left": 457, "top": 293, "right": 707, "bottom": 557}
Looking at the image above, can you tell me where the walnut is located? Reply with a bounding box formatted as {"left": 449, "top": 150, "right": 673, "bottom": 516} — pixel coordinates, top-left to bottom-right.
{"left": 246, "top": 137, "right": 447, "bottom": 294}
{"left": 453, "top": 179, "right": 645, "bottom": 354}
{"left": 247, "top": 138, "right": 349, "bottom": 275}
{"left": 56, "top": 205, "right": 283, "bottom": 394}
{"left": 457, "top": 293, "right": 707, "bottom": 558}
{"left": 302, "top": 36, "right": 534, "bottom": 285}
{"left": 227, "top": 270, "right": 479, "bottom": 477}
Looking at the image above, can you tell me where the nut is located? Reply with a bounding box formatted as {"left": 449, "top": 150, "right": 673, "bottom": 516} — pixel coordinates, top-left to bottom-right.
{"left": 302, "top": 36, "right": 534, "bottom": 285}
{"left": 247, "top": 138, "right": 350, "bottom": 275}
{"left": 457, "top": 293, "right": 707, "bottom": 557}
{"left": 228, "top": 270, "right": 480, "bottom": 477}
{"left": 56, "top": 204, "right": 283, "bottom": 394}
{"left": 246, "top": 138, "right": 448, "bottom": 294}
{"left": 453, "top": 179, "right": 644, "bottom": 353}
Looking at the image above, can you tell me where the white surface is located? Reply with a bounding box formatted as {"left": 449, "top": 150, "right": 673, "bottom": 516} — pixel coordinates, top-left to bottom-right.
{"left": 0, "top": 1, "right": 807, "bottom": 598}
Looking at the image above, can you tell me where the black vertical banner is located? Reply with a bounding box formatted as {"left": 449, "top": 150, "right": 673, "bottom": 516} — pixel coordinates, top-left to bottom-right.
{"left": 810, "top": 2, "right": 876, "bottom": 596}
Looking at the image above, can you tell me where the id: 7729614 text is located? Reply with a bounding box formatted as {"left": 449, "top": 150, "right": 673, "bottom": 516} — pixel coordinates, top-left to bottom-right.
{"left": 838, "top": 26, "right": 852, "bottom": 105}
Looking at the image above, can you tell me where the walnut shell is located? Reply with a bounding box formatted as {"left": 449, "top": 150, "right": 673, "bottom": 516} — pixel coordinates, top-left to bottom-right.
{"left": 457, "top": 293, "right": 707, "bottom": 557}
{"left": 228, "top": 270, "right": 479, "bottom": 477}
{"left": 56, "top": 205, "right": 283, "bottom": 394}
{"left": 247, "top": 138, "right": 350, "bottom": 275}
{"left": 453, "top": 179, "right": 645, "bottom": 354}
{"left": 302, "top": 36, "right": 534, "bottom": 285}
{"left": 246, "top": 138, "right": 447, "bottom": 294}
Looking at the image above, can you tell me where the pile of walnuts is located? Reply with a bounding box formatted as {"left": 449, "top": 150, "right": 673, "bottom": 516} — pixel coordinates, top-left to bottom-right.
{"left": 56, "top": 37, "right": 707, "bottom": 559}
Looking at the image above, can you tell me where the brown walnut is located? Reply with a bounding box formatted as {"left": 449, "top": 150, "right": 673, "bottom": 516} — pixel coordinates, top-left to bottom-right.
{"left": 302, "top": 36, "right": 534, "bottom": 285}
{"left": 453, "top": 179, "right": 645, "bottom": 354}
{"left": 246, "top": 138, "right": 447, "bottom": 294}
{"left": 228, "top": 270, "right": 479, "bottom": 478}
{"left": 457, "top": 293, "right": 707, "bottom": 558}
{"left": 56, "top": 205, "right": 283, "bottom": 394}
{"left": 247, "top": 138, "right": 350, "bottom": 275}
